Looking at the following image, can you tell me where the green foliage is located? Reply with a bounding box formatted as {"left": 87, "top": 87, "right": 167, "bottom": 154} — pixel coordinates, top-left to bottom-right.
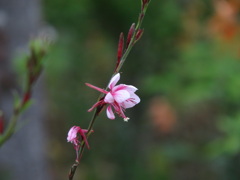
{"left": 206, "top": 113, "right": 240, "bottom": 158}
{"left": 145, "top": 39, "right": 240, "bottom": 108}
{"left": 42, "top": 0, "right": 240, "bottom": 179}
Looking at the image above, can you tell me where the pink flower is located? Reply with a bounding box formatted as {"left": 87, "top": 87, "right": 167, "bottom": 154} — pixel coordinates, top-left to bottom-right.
{"left": 67, "top": 126, "right": 90, "bottom": 151}
{"left": 86, "top": 73, "right": 140, "bottom": 121}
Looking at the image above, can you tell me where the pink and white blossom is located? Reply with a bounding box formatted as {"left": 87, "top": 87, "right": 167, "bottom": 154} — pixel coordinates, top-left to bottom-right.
{"left": 67, "top": 126, "right": 90, "bottom": 150}
{"left": 86, "top": 73, "right": 140, "bottom": 121}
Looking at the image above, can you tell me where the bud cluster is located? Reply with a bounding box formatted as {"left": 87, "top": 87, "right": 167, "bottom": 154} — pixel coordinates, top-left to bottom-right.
{"left": 0, "top": 39, "right": 49, "bottom": 147}
{"left": 22, "top": 40, "right": 47, "bottom": 106}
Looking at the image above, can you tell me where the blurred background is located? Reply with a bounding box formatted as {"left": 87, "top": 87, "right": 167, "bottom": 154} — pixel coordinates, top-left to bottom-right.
{"left": 1, "top": 0, "right": 240, "bottom": 179}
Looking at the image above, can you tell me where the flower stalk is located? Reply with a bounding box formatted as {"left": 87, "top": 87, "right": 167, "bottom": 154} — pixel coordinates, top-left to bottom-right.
{"left": 0, "top": 39, "right": 48, "bottom": 147}
{"left": 68, "top": 1, "right": 151, "bottom": 179}
{"left": 114, "top": 1, "right": 151, "bottom": 74}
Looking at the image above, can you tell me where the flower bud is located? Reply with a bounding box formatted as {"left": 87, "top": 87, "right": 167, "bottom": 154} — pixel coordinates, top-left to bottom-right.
{"left": 115, "top": 32, "right": 124, "bottom": 71}
{"left": 135, "top": 29, "right": 144, "bottom": 43}
{"left": 126, "top": 23, "right": 135, "bottom": 48}
{"left": 22, "top": 91, "right": 31, "bottom": 106}
{"left": 141, "top": 0, "right": 150, "bottom": 10}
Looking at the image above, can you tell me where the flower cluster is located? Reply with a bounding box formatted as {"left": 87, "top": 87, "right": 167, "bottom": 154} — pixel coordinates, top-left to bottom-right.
{"left": 86, "top": 73, "right": 140, "bottom": 121}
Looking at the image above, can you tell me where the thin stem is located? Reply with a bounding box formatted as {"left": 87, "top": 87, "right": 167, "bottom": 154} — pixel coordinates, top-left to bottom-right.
{"left": 0, "top": 39, "right": 46, "bottom": 147}
{"left": 115, "top": 3, "right": 150, "bottom": 74}
{"left": 68, "top": 99, "right": 103, "bottom": 179}
{"left": 68, "top": 2, "right": 151, "bottom": 179}
{"left": 0, "top": 81, "right": 33, "bottom": 146}
{"left": 0, "top": 112, "right": 19, "bottom": 146}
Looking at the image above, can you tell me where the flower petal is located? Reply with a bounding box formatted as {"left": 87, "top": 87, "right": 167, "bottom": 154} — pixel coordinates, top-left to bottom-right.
{"left": 113, "top": 84, "right": 137, "bottom": 93}
{"left": 131, "top": 93, "right": 140, "bottom": 104}
{"left": 121, "top": 93, "right": 140, "bottom": 108}
{"left": 125, "top": 85, "right": 138, "bottom": 92}
{"left": 107, "top": 105, "right": 115, "bottom": 119}
{"left": 104, "top": 93, "right": 114, "bottom": 103}
{"left": 113, "top": 90, "right": 130, "bottom": 103}
{"left": 78, "top": 128, "right": 90, "bottom": 149}
{"left": 108, "top": 73, "right": 120, "bottom": 89}
{"left": 67, "top": 126, "right": 79, "bottom": 142}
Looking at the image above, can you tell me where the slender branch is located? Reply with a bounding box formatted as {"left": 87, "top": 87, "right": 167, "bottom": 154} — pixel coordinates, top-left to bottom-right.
{"left": 0, "top": 39, "right": 48, "bottom": 147}
{"left": 115, "top": 2, "right": 150, "bottom": 74}
{"left": 68, "top": 1, "right": 151, "bottom": 179}
{"left": 0, "top": 111, "right": 19, "bottom": 146}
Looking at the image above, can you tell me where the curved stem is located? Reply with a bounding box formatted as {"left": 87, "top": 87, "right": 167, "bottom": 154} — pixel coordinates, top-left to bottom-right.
{"left": 0, "top": 112, "right": 19, "bottom": 146}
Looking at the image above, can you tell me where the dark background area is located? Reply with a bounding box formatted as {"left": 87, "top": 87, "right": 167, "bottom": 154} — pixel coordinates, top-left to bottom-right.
{"left": 1, "top": 0, "right": 240, "bottom": 179}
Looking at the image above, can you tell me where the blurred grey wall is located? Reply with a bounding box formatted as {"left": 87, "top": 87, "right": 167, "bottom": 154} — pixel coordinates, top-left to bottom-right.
{"left": 0, "top": 0, "right": 50, "bottom": 179}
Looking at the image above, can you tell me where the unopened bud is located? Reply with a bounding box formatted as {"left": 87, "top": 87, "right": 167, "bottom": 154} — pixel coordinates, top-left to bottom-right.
{"left": 22, "top": 91, "right": 31, "bottom": 106}
{"left": 115, "top": 32, "right": 124, "bottom": 71}
{"left": 27, "top": 48, "right": 38, "bottom": 70}
{"left": 141, "top": 0, "right": 150, "bottom": 10}
{"left": 135, "top": 29, "right": 144, "bottom": 43}
{"left": 126, "top": 23, "right": 135, "bottom": 48}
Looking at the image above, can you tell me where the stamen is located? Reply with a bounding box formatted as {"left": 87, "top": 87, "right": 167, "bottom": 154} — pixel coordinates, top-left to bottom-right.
{"left": 85, "top": 83, "right": 108, "bottom": 94}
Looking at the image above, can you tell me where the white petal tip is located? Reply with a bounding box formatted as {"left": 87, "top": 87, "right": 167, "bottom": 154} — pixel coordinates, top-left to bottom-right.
{"left": 124, "top": 117, "right": 130, "bottom": 122}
